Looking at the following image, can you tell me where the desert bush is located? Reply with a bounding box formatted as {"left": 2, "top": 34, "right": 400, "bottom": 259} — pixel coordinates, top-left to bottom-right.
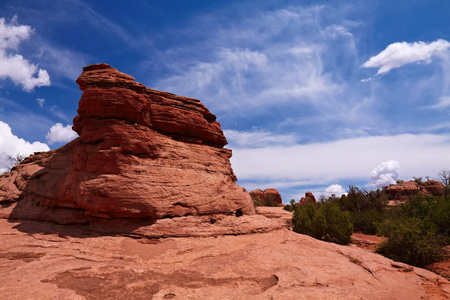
{"left": 376, "top": 217, "right": 444, "bottom": 267}
{"left": 292, "top": 201, "right": 353, "bottom": 245}
{"left": 283, "top": 199, "right": 297, "bottom": 212}
{"left": 312, "top": 202, "right": 353, "bottom": 245}
{"left": 335, "top": 186, "right": 388, "bottom": 234}
{"left": 292, "top": 202, "right": 316, "bottom": 235}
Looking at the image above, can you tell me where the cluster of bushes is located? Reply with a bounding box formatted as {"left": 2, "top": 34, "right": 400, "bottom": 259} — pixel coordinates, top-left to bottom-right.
{"left": 291, "top": 201, "right": 353, "bottom": 245}
{"left": 376, "top": 194, "right": 449, "bottom": 266}
{"left": 286, "top": 177, "right": 450, "bottom": 268}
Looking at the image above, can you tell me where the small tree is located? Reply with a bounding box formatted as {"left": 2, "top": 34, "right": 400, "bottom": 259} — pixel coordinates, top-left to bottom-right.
{"left": 5, "top": 154, "right": 26, "bottom": 172}
{"left": 292, "top": 202, "right": 317, "bottom": 235}
{"left": 438, "top": 170, "right": 450, "bottom": 186}
{"left": 312, "top": 202, "right": 353, "bottom": 245}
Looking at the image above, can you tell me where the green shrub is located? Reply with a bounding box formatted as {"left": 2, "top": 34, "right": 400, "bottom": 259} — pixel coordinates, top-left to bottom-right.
{"left": 352, "top": 208, "right": 386, "bottom": 234}
{"left": 312, "top": 202, "right": 353, "bottom": 245}
{"left": 292, "top": 201, "right": 353, "bottom": 245}
{"left": 292, "top": 202, "right": 316, "bottom": 235}
{"left": 376, "top": 217, "right": 444, "bottom": 267}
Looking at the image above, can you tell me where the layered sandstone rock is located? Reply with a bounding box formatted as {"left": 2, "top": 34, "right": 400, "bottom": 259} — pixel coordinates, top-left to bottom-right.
{"left": 250, "top": 188, "right": 282, "bottom": 206}
{"left": 0, "top": 63, "right": 262, "bottom": 236}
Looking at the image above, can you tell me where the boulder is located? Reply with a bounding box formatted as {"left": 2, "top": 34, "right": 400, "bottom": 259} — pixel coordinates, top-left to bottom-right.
{"left": 0, "top": 63, "right": 263, "bottom": 236}
{"left": 250, "top": 188, "right": 282, "bottom": 206}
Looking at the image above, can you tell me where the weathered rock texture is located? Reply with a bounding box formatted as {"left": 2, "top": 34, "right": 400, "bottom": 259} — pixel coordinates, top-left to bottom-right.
{"left": 0, "top": 219, "right": 448, "bottom": 299}
{"left": 250, "top": 188, "right": 282, "bottom": 206}
{"left": 386, "top": 180, "right": 445, "bottom": 204}
{"left": 420, "top": 180, "right": 445, "bottom": 196}
{"left": 0, "top": 63, "right": 261, "bottom": 236}
{"left": 299, "top": 191, "right": 317, "bottom": 205}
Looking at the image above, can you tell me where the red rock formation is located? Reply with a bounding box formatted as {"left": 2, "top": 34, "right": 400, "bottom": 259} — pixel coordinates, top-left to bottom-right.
{"left": 263, "top": 188, "right": 283, "bottom": 205}
{"left": 300, "top": 191, "right": 316, "bottom": 205}
{"left": 386, "top": 180, "right": 444, "bottom": 204}
{"left": 420, "top": 180, "right": 444, "bottom": 196}
{"left": 0, "top": 64, "right": 257, "bottom": 231}
{"left": 386, "top": 181, "right": 419, "bottom": 203}
{"left": 249, "top": 189, "right": 264, "bottom": 203}
{"left": 250, "top": 188, "right": 282, "bottom": 206}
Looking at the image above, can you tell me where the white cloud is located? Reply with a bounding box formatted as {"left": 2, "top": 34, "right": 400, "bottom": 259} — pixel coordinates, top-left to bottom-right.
{"left": 230, "top": 134, "right": 450, "bottom": 188}
{"left": 45, "top": 123, "right": 78, "bottom": 145}
{"left": 425, "top": 96, "right": 450, "bottom": 109}
{"left": 324, "top": 184, "right": 347, "bottom": 197}
{"left": 0, "top": 17, "right": 51, "bottom": 91}
{"left": 362, "top": 39, "right": 450, "bottom": 77}
{"left": 224, "top": 129, "right": 298, "bottom": 148}
{"left": 0, "top": 121, "right": 50, "bottom": 172}
{"left": 36, "top": 98, "right": 45, "bottom": 108}
{"left": 367, "top": 160, "right": 400, "bottom": 188}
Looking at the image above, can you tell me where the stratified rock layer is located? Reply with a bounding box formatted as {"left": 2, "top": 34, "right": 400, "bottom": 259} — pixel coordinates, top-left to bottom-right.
{"left": 0, "top": 64, "right": 255, "bottom": 229}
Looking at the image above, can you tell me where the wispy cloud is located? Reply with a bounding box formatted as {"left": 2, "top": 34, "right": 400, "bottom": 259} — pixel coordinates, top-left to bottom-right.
{"left": 362, "top": 39, "right": 450, "bottom": 79}
{"left": 154, "top": 5, "right": 358, "bottom": 118}
{"left": 0, "top": 16, "right": 50, "bottom": 91}
{"left": 425, "top": 96, "right": 450, "bottom": 109}
{"left": 36, "top": 98, "right": 45, "bottom": 108}
{"left": 224, "top": 129, "right": 298, "bottom": 148}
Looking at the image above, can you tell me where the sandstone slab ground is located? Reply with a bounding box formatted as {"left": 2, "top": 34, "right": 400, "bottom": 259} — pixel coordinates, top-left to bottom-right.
{"left": 0, "top": 219, "right": 448, "bottom": 300}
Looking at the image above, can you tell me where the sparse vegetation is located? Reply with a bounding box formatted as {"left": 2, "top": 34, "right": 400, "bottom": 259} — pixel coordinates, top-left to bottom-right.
{"left": 289, "top": 171, "right": 450, "bottom": 268}
{"left": 5, "top": 153, "right": 26, "bottom": 172}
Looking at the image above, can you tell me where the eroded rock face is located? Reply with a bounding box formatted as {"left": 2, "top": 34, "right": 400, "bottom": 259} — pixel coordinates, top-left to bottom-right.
{"left": 0, "top": 64, "right": 255, "bottom": 228}
{"left": 300, "top": 191, "right": 317, "bottom": 205}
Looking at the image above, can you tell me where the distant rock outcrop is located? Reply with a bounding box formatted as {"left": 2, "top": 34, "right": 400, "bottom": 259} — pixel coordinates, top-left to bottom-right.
{"left": 300, "top": 191, "right": 317, "bottom": 205}
{"left": 0, "top": 63, "right": 282, "bottom": 237}
{"left": 250, "top": 188, "right": 282, "bottom": 206}
{"left": 420, "top": 180, "right": 444, "bottom": 196}
{"left": 386, "top": 180, "right": 445, "bottom": 204}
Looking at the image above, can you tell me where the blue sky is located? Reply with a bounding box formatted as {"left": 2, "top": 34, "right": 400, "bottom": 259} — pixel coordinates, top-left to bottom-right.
{"left": 1, "top": 0, "right": 450, "bottom": 202}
